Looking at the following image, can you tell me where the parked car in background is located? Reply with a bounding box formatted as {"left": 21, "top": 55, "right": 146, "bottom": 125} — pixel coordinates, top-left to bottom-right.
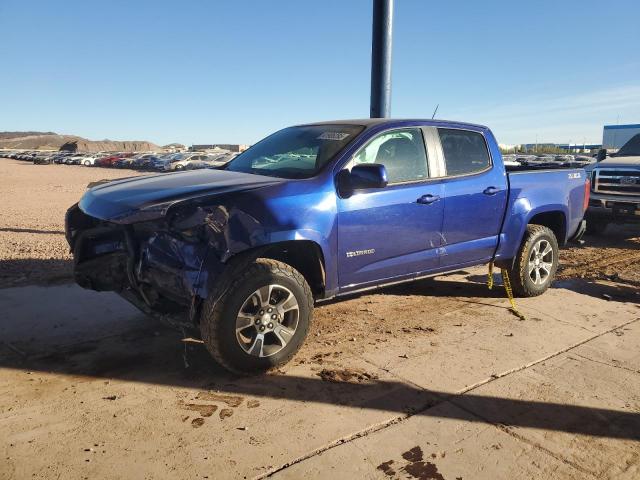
{"left": 163, "top": 153, "right": 199, "bottom": 170}
{"left": 133, "top": 154, "right": 163, "bottom": 170}
{"left": 585, "top": 134, "right": 640, "bottom": 234}
{"left": 149, "top": 153, "right": 179, "bottom": 171}
{"left": 167, "top": 153, "right": 234, "bottom": 170}
{"left": 94, "top": 154, "right": 120, "bottom": 167}
{"left": 113, "top": 156, "right": 137, "bottom": 168}
{"left": 65, "top": 154, "right": 86, "bottom": 165}
{"left": 77, "top": 154, "right": 101, "bottom": 166}
{"left": 52, "top": 153, "right": 72, "bottom": 164}
{"left": 33, "top": 153, "right": 53, "bottom": 164}
{"left": 98, "top": 152, "right": 135, "bottom": 167}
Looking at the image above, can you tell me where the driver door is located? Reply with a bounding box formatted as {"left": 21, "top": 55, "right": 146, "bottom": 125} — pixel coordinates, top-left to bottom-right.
{"left": 337, "top": 127, "right": 445, "bottom": 290}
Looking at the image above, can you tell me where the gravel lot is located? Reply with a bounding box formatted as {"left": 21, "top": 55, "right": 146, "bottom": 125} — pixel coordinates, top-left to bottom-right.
{"left": 0, "top": 159, "right": 146, "bottom": 288}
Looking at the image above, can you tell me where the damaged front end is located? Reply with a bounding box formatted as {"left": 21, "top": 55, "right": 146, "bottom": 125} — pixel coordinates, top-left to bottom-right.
{"left": 65, "top": 202, "right": 234, "bottom": 329}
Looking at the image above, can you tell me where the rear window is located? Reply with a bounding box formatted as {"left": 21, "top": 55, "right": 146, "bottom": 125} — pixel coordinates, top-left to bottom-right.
{"left": 438, "top": 128, "right": 491, "bottom": 176}
{"left": 616, "top": 133, "right": 640, "bottom": 157}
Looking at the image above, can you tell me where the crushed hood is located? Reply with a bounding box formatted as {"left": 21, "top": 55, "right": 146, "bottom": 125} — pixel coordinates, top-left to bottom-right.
{"left": 78, "top": 169, "right": 284, "bottom": 223}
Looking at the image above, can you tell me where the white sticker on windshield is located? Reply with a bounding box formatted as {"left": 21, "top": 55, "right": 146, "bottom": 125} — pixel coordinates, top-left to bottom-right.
{"left": 318, "top": 132, "right": 350, "bottom": 141}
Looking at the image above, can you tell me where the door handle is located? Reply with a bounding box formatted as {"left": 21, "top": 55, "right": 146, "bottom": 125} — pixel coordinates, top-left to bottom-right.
{"left": 417, "top": 194, "right": 440, "bottom": 205}
{"left": 483, "top": 186, "right": 500, "bottom": 195}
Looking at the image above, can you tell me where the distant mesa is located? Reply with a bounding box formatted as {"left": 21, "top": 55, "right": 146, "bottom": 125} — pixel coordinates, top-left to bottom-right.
{"left": 0, "top": 131, "right": 160, "bottom": 152}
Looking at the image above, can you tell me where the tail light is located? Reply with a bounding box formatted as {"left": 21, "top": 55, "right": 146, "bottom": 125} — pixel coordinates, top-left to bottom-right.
{"left": 583, "top": 178, "right": 590, "bottom": 212}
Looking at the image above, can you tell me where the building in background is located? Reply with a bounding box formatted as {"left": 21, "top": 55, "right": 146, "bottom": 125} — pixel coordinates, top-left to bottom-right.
{"left": 518, "top": 143, "right": 600, "bottom": 153}
{"left": 555, "top": 143, "right": 602, "bottom": 153}
{"left": 602, "top": 124, "right": 640, "bottom": 150}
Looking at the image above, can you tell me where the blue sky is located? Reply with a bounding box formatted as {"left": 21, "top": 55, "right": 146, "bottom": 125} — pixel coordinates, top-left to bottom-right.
{"left": 1, "top": 0, "right": 638, "bottom": 146}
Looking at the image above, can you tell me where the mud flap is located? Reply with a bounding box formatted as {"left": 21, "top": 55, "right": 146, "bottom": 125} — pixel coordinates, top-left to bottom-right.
{"left": 569, "top": 219, "right": 586, "bottom": 245}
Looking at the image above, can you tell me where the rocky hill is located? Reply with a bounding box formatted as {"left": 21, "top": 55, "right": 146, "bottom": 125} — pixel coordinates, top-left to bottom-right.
{"left": 0, "top": 131, "right": 160, "bottom": 152}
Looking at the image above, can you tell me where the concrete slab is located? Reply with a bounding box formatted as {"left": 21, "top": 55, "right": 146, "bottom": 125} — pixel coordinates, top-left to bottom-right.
{"left": 272, "top": 400, "right": 584, "bottom": 480}
{"left": 0, "top": 347, "right": 434, "bottom": 479}
{"left": 271, "top": 321, "right": 640, "bottom": 480}
{"left": 570, "top": 321, "right": 640, "bottom": 373}
{"left": 452, "top": 347, "right": 640, "bottom": 479}
{"left": 362, "top": 278, "right": 639, "bottom": 394}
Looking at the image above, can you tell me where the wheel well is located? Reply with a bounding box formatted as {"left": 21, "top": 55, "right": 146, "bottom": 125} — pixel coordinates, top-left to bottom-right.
{"left": 529, "top": 211, "right": 566, "bottom": 244}
{"left": 257, "top": 241, "right": 326, "bottom": 298}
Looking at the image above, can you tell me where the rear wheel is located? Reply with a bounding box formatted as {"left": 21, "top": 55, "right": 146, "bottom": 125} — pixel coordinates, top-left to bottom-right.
{"left": 200, "top": 258, "right": 313, "bottom": 374}
{"left": 508, "top": 224, "right": 559, "bottom": 297}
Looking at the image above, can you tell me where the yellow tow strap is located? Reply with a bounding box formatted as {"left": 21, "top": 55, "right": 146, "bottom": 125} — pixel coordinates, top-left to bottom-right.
{"left": 488, "top": 262, "right": 526, "bottom": 321}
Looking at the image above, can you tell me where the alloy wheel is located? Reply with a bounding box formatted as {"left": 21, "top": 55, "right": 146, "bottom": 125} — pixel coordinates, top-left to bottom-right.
{"left": 528, "top": 239, "right": 554, "bottom": 285}
{"left": 235, "top": 284, "right": 299, "bottom": 357}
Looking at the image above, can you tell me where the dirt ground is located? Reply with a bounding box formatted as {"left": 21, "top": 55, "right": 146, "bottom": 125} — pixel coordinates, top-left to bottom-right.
{"left": 559, "top": 224, "right": 640, "bottom": 285}
{"left": 0, "top": 159, "right": 145, "bottom": 288}
{"left": 1, "top": 157, "right": 639, "bottom": 479}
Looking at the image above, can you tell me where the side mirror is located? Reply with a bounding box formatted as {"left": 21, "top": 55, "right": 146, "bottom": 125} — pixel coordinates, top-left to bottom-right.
{"left": 350, "top": 163, "right": 388, "bottom": 189}
{"left": 596, "top": 148, "right": 607, "bottom": 161}
{"left": 336, "top": 164, "right": 388, "bottom": 197}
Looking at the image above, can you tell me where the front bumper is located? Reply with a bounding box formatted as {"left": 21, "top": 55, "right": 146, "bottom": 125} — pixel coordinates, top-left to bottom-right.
{"left": 65, "top": 204, "right": 226, "bottom": 325}
{"left": 587, "top": 195, "right": 640, "bottom": 223}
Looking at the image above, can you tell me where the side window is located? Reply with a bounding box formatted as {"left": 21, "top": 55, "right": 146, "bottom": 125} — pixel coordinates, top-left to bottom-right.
{"left": 438, "top": 128, "right": 491, "bottom": 176}
{"left": 352, "top": 128, "right": 428, "bottom": 184}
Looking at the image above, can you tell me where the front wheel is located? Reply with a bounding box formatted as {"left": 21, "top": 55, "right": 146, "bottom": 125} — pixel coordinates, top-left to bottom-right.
{"left": 508, "top": 224, "right": 559, "bottom": 297}
{"left": 200, "top": 258, "right": 313, "bottom": 374}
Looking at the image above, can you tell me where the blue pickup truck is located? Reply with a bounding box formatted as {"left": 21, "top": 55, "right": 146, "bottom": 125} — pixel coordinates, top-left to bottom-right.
{"left": 66, "top": 119, "right": 589, "bottom": 373}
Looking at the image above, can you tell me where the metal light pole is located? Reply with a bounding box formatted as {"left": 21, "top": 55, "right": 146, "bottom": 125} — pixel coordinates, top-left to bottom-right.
{"left": 370, "top": 0, "right": 394, "bottom": 118}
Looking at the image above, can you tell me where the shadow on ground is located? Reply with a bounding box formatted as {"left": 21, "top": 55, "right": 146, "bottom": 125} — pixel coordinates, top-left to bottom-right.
{"left": 2, "top": 277, "right": 639, "bottom": 443}
{"left": 0, "top": 258, "right": 73, "bottom": 288}
{"left": 0, "top": 227, "right": 65, "bottom": 235}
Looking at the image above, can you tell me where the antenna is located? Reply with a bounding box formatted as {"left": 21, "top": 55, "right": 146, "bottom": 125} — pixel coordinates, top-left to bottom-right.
{"left": 431, "top": 104, "right": 439, "bottom": 119}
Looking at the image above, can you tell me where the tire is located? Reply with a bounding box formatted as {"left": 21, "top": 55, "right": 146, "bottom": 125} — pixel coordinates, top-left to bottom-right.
{"left": 508, "top": 224, "right": 559, "bottom": 297}
{"left": 200, "top": 258, "right": 313, "bottom": 374}
{"left": 84, "top": 160, "right": 91, "bottom": 166}
{"left": 585, "top": 219, "right": 608, "bottom": 235}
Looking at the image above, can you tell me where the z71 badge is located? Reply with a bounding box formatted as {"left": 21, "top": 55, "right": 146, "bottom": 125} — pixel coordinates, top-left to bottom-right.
{"left": 568, "top": 172, "right": 581, "bottom": 179}
{"left": 346, "top": 249, "right": 375, "bottom": 258}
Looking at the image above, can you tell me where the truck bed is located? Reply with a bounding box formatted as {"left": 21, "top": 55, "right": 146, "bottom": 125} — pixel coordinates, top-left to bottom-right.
{"left": 492, "top": 166, "right": 588, "bottom": 263}
{"left": 505, "top": 162, "right": 593, "bottom": 172}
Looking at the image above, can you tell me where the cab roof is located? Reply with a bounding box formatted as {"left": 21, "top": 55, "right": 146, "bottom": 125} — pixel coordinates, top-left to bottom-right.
{"left": 296, "top": 118, "right": 489, "bottom": 131}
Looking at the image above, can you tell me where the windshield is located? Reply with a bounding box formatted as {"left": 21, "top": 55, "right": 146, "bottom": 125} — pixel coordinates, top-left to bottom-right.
{"left": 615, "top": 133, "right": 640, "bottom": 157}
{"left": 226, "top": 124, "right": 365, "bottom": 178}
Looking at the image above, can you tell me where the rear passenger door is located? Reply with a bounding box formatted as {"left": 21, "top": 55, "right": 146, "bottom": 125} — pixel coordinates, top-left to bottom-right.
{"left": 437, "top": 128, "right": 508, "bottom": 267}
